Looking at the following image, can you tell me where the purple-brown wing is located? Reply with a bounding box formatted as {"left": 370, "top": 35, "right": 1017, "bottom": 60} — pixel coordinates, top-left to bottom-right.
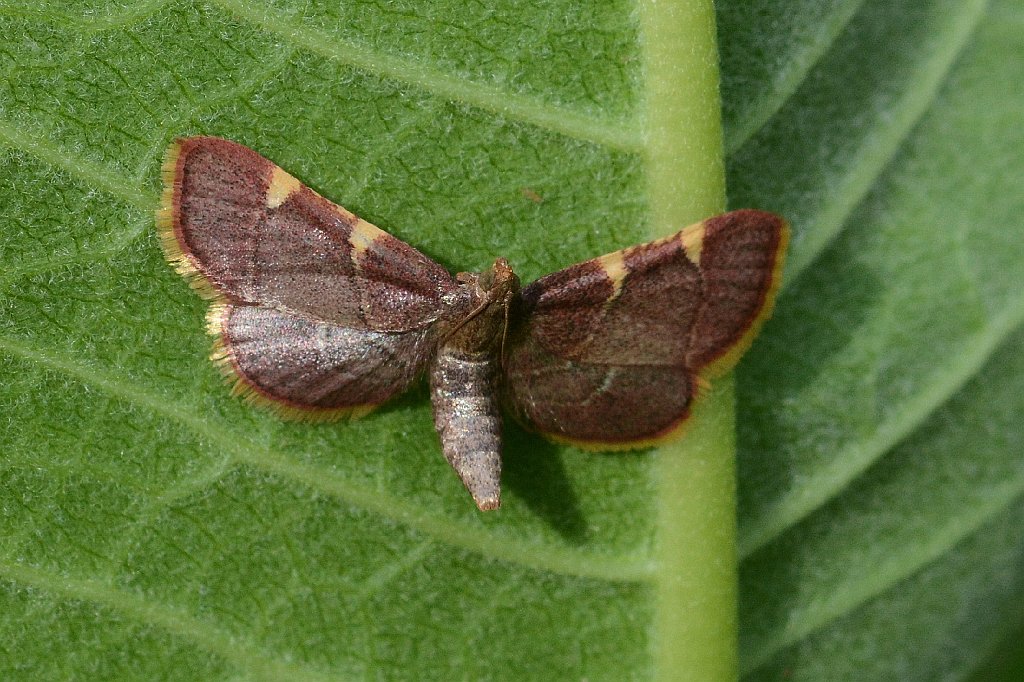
{"left": 208, "top": 304, "right": 436, "bottom": 419}
{"left": 158, "top": 136, "right": 452, "bottom": 418}
{"left": 502, "top": 210, "right": 788, "bottom": 449}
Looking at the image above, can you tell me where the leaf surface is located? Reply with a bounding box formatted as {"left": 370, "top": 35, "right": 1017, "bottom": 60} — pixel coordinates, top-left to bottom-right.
{"left": 0, "top": 0, "right": 1022, "bottom": 679}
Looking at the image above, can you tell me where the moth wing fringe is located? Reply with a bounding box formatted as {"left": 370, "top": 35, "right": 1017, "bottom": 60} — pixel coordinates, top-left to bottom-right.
{"left": 156, "top": 139, "right": 222, "bottom": 301}
{"left": 205, "top": 303, "right": 377, "bottom": 423}
{"left": 534, "top": 414, "right": 693, "bottom": 452}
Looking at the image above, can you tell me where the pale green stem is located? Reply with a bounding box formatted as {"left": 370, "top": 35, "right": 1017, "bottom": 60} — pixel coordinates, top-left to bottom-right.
{"left": 638, "top": 0, "right": 734, "bottom": 680}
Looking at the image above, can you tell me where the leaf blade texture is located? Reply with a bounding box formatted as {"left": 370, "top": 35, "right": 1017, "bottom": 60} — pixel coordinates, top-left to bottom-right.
{"left": 0, "top": 0, "right": 1022, "bottom": 679}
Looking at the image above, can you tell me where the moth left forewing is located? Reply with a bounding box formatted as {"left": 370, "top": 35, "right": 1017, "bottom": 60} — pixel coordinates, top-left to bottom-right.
{"left": 159, "top": 136, "right": 454, "bottom": 332}
{"left": 160, "top": 136, "right": 453, "bottom": 420}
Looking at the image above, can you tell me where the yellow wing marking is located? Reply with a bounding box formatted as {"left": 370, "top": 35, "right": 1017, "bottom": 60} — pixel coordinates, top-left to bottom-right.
{"left": 265, "top": 165, "right": 303, "bottom": 209}
{"left": 596, "top": 250, "right": 627, "bottom": 302}
{"left": 350, "top": 219, "right": 390, "bottom": 258}
{"left": 679, "top": 220, "right": 705, "bottom": 265}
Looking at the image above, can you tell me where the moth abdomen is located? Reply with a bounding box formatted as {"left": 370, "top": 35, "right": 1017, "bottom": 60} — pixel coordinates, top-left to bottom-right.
{"left": 429, "top": 350, "right": 502, "bottom": 511}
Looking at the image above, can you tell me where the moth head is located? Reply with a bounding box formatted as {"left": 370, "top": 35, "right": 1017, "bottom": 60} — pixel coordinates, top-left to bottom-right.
{"left": 455, "top": 258, "right": 521, "bottom": 306}
{"left": 481, "top": 257, "right": 521, "bottom": 305}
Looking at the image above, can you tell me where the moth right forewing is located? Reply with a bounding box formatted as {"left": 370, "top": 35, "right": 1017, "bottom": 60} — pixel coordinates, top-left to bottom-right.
{"left": 683, "top": 209, "right": 789, "bottom": 376}
{"left": 503, "top": 234, "right": 703, "bottom": 448}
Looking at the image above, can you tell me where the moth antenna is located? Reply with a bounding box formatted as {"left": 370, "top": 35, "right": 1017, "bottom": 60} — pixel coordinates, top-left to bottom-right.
{"left": 498, "top": 292, "right": 513, "bottom": 364}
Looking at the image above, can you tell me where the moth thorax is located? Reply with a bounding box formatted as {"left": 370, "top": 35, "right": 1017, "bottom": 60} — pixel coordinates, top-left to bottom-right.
{"left": 442, "top": 259, "right": 520, "bottom": 356}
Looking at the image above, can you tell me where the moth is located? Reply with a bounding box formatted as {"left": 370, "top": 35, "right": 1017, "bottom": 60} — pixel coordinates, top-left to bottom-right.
{"left": 158, "top": 136, "right": 788, "bottom": 511}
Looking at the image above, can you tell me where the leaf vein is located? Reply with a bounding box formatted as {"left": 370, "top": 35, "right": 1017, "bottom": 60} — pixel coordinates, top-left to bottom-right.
{"left": 0, "top": 335, "right": 654, "bottom": 583}
{"left": 0, "top": 559, "right": 341, "bottom": 682}
{"left": 0, "top": 0, "right": 172, "bottom": 33}
{"left": 740, "top": 299, "right": 1024, "bottom": 557}
{"left": 133, "top": 46, "right": 298, "bottom": 181}
{"left": 782, "top": 0, "right": 988, "bottom": 284}
{"left": 743, "top": 485, "right": 1024, "bottom": 674}
{"left": 724, "top": 0, "right": 867, "bottom": 155}
{"left": 0, "top": 214, "right": 151, "bottom": 292}
{"left": 207, "top": 0, "right": 641, "bottom": 151}
{"left": 0, "top": 119, "right": 153, "bottom": 210}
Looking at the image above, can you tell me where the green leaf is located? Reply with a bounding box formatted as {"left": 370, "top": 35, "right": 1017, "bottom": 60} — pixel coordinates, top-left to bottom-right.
{"left": 0, "top": 0, "right": 1021, "bottom": 680}
{"left": 731, "top": 0, "right": 1024, "bottom": 677}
